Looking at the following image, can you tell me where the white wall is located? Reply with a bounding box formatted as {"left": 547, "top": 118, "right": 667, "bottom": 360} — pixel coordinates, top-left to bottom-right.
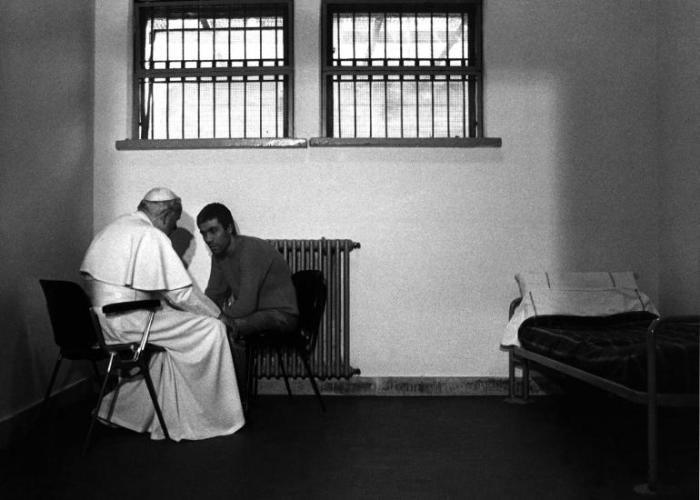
{"left": 93, "top": 0, "right": 662, "bottom": 378}
{"left": 658, "top": 0, "right": 700, "bottom": 315}
{"left": 0, "top": 1, "right": 94, "bottom": 419}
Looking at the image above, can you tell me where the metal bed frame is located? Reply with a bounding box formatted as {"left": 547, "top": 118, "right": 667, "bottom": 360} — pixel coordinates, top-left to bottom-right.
{"left": 503, "top": 298, "right": 698, "bottom": 494}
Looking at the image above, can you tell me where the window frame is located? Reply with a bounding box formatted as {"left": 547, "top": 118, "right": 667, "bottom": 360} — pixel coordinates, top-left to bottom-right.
{"left": 129, "top": 0, "right": 296, "bottom": 143}
{"left": 317, "top": 0, "right": 498, "bottom": 147}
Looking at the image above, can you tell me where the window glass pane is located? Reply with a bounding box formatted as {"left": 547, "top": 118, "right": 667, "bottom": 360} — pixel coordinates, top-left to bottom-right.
{"left": 324, "top": 2, "right": 480, "bottom": 139}
{"left": 355, "top": 77, "right": 371, "bottom": 136}
{"left": 168, "top": 80, "right": 184, "bottom": 139}
{"left": 401, "top": 77, "right": 417, "bottom": 137}
{"left": 385, "top": 14, "right": 401, "bottom": 60}
{"left": 338, "top": 77, "right": 355, "bottom": 138}
{"left": 214, "top": 79, "right": 230, "bottom": 138}
{"left": 199, "top": 79, "right": 214, "bottom": 138}
{"left": 230, "top": 77, "right": 245, "bottom": 137}
{"left": 183, "top": 79, "right": 199, "bottom": 138}
{"left": 136, "top": 1, "right": 291, "bottom": 139}
{"left": 370, "top": 77, "right": 386, "bottom": 138}
{"left": 245, "top": 78, "right": 261, "bottom": 137}
{"left": 386, "top": 77, "right": 402, "bottom": 138}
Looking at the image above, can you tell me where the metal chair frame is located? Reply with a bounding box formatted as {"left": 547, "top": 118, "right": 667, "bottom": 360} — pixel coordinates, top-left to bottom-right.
{"left": 244, "top": 270, "right": 328, "bottom": 412}
{"left": 84, "top": 299, "right": 170, "bottom": 452}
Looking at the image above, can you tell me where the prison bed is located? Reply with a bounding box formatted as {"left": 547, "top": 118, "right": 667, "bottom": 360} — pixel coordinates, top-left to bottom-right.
{"left": 500, "top": 272, "right": 699, "bottom": 494}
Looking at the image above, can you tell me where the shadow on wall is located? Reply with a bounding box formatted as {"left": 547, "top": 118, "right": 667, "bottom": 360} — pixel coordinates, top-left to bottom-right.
{"left": 5, "top": 279, "right": 89, "bottom": 420}
{"left": 171, "top": 211, "right": 198, "bottom": 268}
{"left": 491, "top": 2, "right": 659, "bottom": 298}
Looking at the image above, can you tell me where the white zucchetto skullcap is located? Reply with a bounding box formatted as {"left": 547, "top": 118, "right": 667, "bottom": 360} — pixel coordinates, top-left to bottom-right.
{"left": 142, "top": 187, "right": 179, "bottom": 202}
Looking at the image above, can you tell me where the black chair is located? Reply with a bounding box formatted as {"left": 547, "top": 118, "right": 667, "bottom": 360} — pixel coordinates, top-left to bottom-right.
{"left": 245, "top": 270, "right": 328, "bottom": 412}
{"left": 39, "top": 280, "right": 108, "bottom": 418}
{"left": 84, "top": 299, "right": 170, "bottom": 452}
{"left": 38, "top": 279, "right": 170, "bottom": 451}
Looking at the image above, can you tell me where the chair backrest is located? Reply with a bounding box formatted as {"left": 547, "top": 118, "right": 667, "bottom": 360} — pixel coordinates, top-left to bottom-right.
{"left": 291, "top": 270, "right": 327, "bottom": 353}
{"left": 39, "top": 279, "right": 99, "bottom": 351}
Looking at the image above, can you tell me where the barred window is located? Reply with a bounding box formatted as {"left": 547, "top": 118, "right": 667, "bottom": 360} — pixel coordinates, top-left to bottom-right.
{"left": 321, "top": 0, "right": 483, "bottom": 140}
{"left": 133, "top": 0, "right": 293, "bottom": 140}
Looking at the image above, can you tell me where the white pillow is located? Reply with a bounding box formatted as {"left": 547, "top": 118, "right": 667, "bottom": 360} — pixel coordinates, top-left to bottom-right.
{"left": 515, "top": 271, "right": 638, "bottom": 297}
{"left": 502, "top": 271, "right": 658, "bottom": 347}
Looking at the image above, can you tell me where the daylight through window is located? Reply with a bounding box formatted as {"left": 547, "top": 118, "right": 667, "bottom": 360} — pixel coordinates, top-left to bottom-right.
{"left": 321, "top": 0, "right": 483, "bottom": 139}
{"left": 133, "top": 0, "right": 293, "bottom": 140}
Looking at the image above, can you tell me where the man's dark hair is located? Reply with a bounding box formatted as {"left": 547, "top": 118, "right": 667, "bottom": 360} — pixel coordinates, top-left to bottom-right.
{"left": 197, "top": 203, "right": 237, "bottom": 235}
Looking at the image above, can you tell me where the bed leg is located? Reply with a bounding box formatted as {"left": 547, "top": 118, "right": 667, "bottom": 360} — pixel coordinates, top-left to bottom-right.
{"left": 504, "top": 351, "right": 529, "bottom": 404}
{"left": 634, "top": 319, "right": 659, "bottom": 495}
{"left": 508, "top": 351, "right": 515, "bottom": 398}
{"left": 522, "top": 359, "right": 530, "bottom": 402}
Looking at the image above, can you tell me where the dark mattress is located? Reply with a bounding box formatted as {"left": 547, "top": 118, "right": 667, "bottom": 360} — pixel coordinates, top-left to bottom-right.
{"left": 518, "top": 312, "right": 699, "bottom": 393}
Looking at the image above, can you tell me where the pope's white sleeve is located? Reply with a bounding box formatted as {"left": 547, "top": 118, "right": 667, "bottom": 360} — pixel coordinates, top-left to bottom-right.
{"left": 163, "top": 285, "right": 221, "bottom": 318}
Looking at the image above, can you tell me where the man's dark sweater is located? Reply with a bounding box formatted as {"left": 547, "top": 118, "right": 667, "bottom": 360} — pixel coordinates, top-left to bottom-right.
{"left": 204, "top": 235, "right": 298, "bottom": 336}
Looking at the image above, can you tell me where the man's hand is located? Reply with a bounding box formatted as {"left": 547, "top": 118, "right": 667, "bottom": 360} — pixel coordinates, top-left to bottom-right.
{"left": 219, "top": 314, "right": 239, "bottom": 339}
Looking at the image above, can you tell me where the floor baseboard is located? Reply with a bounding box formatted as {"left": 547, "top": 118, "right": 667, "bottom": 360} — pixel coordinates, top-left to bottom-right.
{"left": 256, "top": 376, "right": 548, "bottom": 396}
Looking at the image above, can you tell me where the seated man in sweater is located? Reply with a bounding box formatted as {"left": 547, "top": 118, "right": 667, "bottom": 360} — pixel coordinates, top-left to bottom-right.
{"left": 197, "top": 202, "right": 299, "bottom": 396}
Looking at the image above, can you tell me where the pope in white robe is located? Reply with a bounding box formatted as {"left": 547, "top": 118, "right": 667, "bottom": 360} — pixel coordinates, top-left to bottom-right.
{"left": 80, "top": 187, "right": 245, "bottom": 441}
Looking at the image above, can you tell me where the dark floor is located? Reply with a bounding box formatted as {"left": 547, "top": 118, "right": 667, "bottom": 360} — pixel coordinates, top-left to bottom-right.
{"left": 1, "top": 392, "right": 697, "bottom": 500}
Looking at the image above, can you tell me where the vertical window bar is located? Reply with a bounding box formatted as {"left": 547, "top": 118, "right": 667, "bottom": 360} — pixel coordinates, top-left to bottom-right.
{"left": 259, "top": 11, "right": 263, "bottom": 137}
{"left": 384, "top": 75, "right": 388, "bottom": 137}
{"left": 275, "top": 9, "right": 280, "bottom": 136}
{"left": 336, "top": 76, "right": 342, "bottom": 137}
{"left": 414, "top": 11, "right": 418, "bottom": 65}
{"left": 444, "top": 12, "right": 449, "bottom": 65}
{"left": 462, "top": 77, "right": 466, "bottom": 137}
{"left": 351, "top": 10, "right": 355, "bottom": 62}
{"left": 399, "top": 12, "right": 403, "bottom": 63}
{"left": 446, "top": 75, "right": 451, "bottom": 137}
{"left": 368, "top": 15, "right": 372, "bottom": 137}
{"left": 430, "top": 10, "right": 434, "bottom": 137}
{"left": 166, "top": 14, "right": 170, "bottom": 139}
{"left": 335, "top": 14, "right": 342, "bottom": 137}
{"left": 430, "top": 10, "right": 434, "bottom": 63}
{"left": 228, "top": 6, "right": 232, "bottom": 137}
{"left": 181, "top": 11, "right": 185, "bottom": 136}
{"left": 243, "top": 4, "right": 247, "bottom": 65}
{"left": 198, "top": 6, "right": 202, "bottom": 138}
{"left": 146, "top": 9, "right": 156, "bottom": 138}
{"left": 352, "top": 11, "right": 357, "bottom": 138}
{"left": 400, "top": 76, "right": 404, "bottom": 138}
{"left": 445, "top": 13, "right": 450, "bottom": 138}
{"left": 243, "top": 5, "right": 248, "bottom": 138}
{"left": 244, "top": 76, "right": 248, "bottom": 137}
{"left": 415, "top": 74, "right": 419, "bottom": 137}
{"left": 383, "top": 11, "right": 387, "bottom": 63}
{"left": 461, "top": 12, "right": 465, "bottom": 64}
{"left": 259, "top": 10, "right": 263, "bottom": 66}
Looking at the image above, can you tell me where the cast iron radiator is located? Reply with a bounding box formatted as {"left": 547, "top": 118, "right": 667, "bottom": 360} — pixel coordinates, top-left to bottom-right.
{"left": 256, "top": 238, "right": 362, "bottom": 380}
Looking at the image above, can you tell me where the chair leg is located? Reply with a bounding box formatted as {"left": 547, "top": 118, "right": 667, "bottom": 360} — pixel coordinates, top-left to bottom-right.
{"left": 84, "top": 354, "right": 115, "bottom": 454}
{"left": 141, "top": 359, "right": 170, "bottom": 440}
{"left": 300, "top": 354, "right": 326, "bottom": 412}
{"left": 276, "top": 348, "right": 293, "bottom": 397}
{"left": 244, "top": 346, "right": 255, "bottom": 412}
{"left": 39, "top": 355, "right": 63, "bottom": 419}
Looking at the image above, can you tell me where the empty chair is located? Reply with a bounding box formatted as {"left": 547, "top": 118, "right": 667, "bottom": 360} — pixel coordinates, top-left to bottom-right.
{"left": 39, "top": 279, "right": 107, "bottom": 417}
{"left": 244, "top": 269, "right": 328, "bottom": 411}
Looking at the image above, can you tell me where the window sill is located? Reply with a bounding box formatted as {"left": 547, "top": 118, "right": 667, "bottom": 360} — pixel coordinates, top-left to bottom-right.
{"left": 115, "top": 137, "right": 502, "bottom": 150}
{"left": 115, "top": 138, "right": 308, "bottom": 150}
{"left": 308, "top": 137, "right": 502, "bottom": 148}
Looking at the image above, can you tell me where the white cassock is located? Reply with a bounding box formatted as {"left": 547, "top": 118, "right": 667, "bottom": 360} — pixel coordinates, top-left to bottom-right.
{"left": 80, "top": 211, "right": 245, "bottom": 440}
